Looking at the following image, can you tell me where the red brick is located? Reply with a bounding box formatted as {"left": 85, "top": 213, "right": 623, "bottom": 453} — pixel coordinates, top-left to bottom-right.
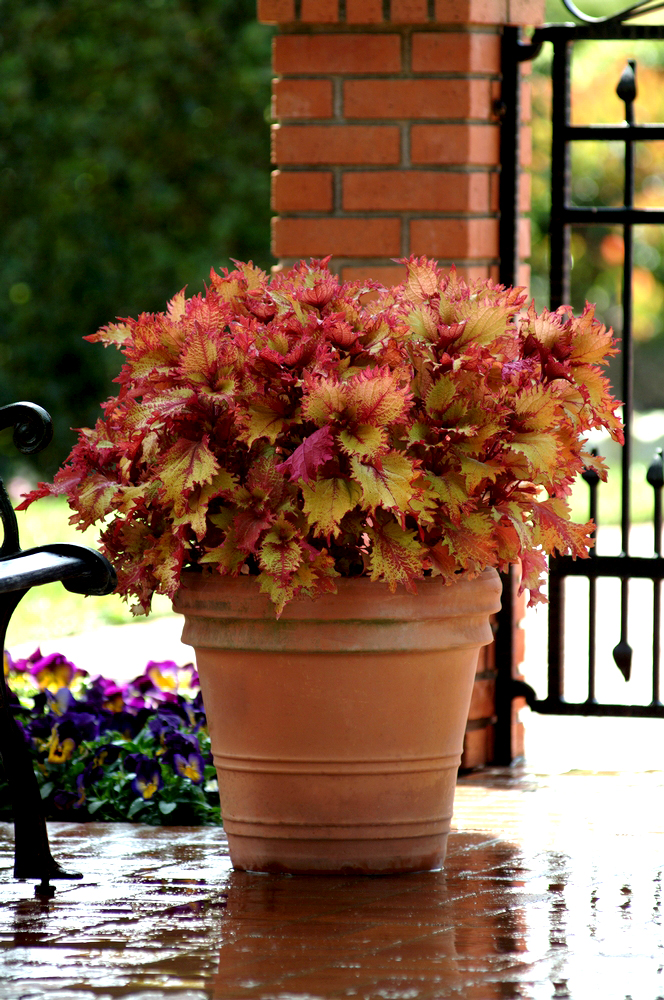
{"left": 272, "top": 125, "right": 401, "bottom": 165}
{"left": 274, "top": 34, "right": 401, "bottom": 75}
{"left": 346, "top": 0, "right": 384, "bottom": 21}
{"left": 484, "top": 630, "right": 496, "bottom": 671}
{"left": 257, "top": 0, "right": 296, "bottom": 22}
{"left": 491, "top": 78, "right": 502, "bottom": 111}
{"left": 518, "top": 261, "right": 530, "bottom": 289}
{"left": 520, "top": 125, "right": 532, "bottom": 167}
{"left": 461, "top": 724, "right": 494, "bottom": 770}
{"left": 519, "top": 216, "right": 531, "bottom": 259}
{"left": 273, "top": 79, "right": 334, "bottom": 119}
{"left": 511, "top": 712, "right": 525, "bottom": 759}
{"left": 345, "top": 78, "right": 491, "bottom": 120}
{"left": 300, "top": 0, "right": 339, "bottom": 21}
{"left": 411, "top": 31, "right": 501, "bottom": 73}
{"left": 343, "top": 170, "right": 491, "bottom": 212}
{"left": 411, "top": 124, "right": 500, "bottom": 165}
{"left": 271, "top": 170, "right": 334, "bottom": 212}
{"left": 520, "top": 79, "right": 532, "bottom": 122}
{"left": 490, "top": 171, "right": 500, "bottom": 212}
{"left": 508, "top": 0, "right": 545, "bottom": 25}
{"left": 518, "top": 171, "right": 531, "bottom": 213}
{"left": 435, "top": 0, "right": 507, "bottom": 22}
{"left": 273, "top": 217, "right": 402, "bottom": 257}
{"left": 340, "top": 264, "right": 407, "bottom": 285}
{"left": 410, "top": 217, "right": 499, "bottom": 258}
{"left": 514, "top": 588, "right": 527, "bottom": 621}
{"left": 468, "top": 677, "right": 496, "bottom": 721}
{"left": 391, "top": 0, "right": 429, "bottom": 22}
{"left": 512, "top": 623, "right": 526, "bottom": 669}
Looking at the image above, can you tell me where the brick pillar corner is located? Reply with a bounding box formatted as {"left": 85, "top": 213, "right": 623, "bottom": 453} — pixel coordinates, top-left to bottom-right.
{"left": 259, "top": 0, "right": 544, "bottom": 288}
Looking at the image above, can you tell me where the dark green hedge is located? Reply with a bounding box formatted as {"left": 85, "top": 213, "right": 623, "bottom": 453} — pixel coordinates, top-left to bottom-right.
{"left": 0, "top": 0, "right": 273, "bottom": 475}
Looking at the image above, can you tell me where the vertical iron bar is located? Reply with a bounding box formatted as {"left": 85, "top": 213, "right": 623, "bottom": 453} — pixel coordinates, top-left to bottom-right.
{"left": 613, "top": 61, "right": 637, "bottom": 682}
{"left": 547, "top": 35, "right": 572, "bottom": 708}
{"left": 499, "top": 26, "right": 521, "bottom": 288}
{"left": 547, "top": 567, "right": 566, "bottom": 704}
{"left": 647, "top": 448, "right": 663, "bottom": 705}
{"left": 583, "top": 457, "right": 600, "bottom": 704}
{"left": 494, "top": 25, "right": 522, "bottom": 764}
{"left": 549, "top": 37, "right": 572, "bottom": 309}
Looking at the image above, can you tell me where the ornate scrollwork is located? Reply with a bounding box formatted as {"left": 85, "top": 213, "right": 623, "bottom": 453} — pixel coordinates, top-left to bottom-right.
{"left": 0, "top": 402, "right": 53, "bottom": 557}
{"left": 0, "top": 402, "right": 53, "bottom": 455}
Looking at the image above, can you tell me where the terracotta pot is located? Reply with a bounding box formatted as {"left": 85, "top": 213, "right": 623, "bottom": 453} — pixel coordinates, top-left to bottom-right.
{"left": 174, "top": 569, "right": 502, "bottom": 875}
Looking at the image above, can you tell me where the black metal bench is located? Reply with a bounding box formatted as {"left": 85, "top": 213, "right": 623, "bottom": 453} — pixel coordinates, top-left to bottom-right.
{"left": 0, "top": 402, "right": 116, "bottom": 895}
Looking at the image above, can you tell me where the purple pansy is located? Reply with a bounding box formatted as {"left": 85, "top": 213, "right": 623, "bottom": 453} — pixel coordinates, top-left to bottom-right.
{"left": 173, "top": 751, "right": 205, "bottom": 785}
{"left": 131, "top": 756, "right": 163, "bottom": 800}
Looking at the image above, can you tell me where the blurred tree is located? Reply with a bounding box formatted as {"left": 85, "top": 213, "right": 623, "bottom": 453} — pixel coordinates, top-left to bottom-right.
{"left": 531, "top": 1, "right": 664, "bottom": 409}
{"left": 0, "top": 0, "right": 273, "bottom": 476}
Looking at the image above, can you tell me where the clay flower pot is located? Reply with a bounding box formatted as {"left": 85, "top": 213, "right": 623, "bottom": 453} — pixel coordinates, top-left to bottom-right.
{"left": 174, "top": 568, "right": 501, "bottom": 875}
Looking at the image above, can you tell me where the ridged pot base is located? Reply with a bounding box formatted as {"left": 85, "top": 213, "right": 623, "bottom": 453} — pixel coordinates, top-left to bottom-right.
{"left": 174, "top": 570, "right": 502, "bottom": 875}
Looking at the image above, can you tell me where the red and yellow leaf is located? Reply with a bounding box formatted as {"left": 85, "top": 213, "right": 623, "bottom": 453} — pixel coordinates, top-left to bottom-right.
{"left": 157, "top": 436, "right": 220, "bottom": 506}
{"left": 367, "top": 519, "right": 423, "bottom": 592}
{"left": 301, "top": 476, "right": 362, "bottom": 537}
{"left": 350, "top": 452, "right": 419, "bottom": 513}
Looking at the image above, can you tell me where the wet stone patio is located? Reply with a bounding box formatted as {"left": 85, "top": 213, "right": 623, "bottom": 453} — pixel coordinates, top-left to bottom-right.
{"left": 1, "top": 765, "right": 663, "bottom": 1000}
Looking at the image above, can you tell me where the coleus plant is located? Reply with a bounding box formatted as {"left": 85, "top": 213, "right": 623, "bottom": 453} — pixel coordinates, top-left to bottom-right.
{"left": 19, "top": 256, "right": 623, "bottom": 615}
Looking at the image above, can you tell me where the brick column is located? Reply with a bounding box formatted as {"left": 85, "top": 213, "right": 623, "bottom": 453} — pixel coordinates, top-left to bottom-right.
{"left": 259, "top": 0, "right": 543, "bottom": 289}
{"left": 258, "top": 0, "right": 544, "bottom": 768}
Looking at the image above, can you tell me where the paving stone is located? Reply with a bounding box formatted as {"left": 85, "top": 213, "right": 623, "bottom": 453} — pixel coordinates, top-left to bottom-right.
{"left": 1, "top": 768, "right": 663, "bottom": 998}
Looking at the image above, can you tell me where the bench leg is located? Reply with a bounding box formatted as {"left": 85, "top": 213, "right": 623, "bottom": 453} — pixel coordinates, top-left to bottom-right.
{"left": 0, "top": 590, "right": 82, "bottom": 889}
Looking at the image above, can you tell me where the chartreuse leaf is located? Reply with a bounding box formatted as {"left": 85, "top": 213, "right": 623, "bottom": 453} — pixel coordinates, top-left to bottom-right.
{"left": 240, "top": 402, "right": 290, "bottom": 447}
{"left": 406, "top": 305, "right": 438, "bottom": 341}
{"left": 350, "top": 453, "right": 418, "bottom": 513}
{"left": 200, "top": 528, "right": 246, "bottom": 574}
{"left": 86, "top": 321, "right": 133, "bottom": 347}
{"left": 144, "top": 534, "right": 184, "bottom": 597}
{"left": 425, "top": 377, "right": 456, "bottom": 415}
{"left": 338, "top": 425, "right": 387, "bottom": 460}
{"left": 258, "top": 572, "right": 294, "bottom": 616}
{"left": 77, "top": 473, "right": 120, "bottom": 526}
{"left": 345, "top": 368, "right": 411, "bottom": 426}
{"left": 455, "top": 303, "right": 511, "bottom": 346}
{"left": 301, "top": 477, "right": 362, "bottom": 537}
{"left": 457, "top": 457, "right": 500, "bottom": 494}
{"left": 367, "top": 519, "right": 423, "bottom": 592}
{"left": 167, "top": 288, "right": 187, "bottom": 322}
{"left": 172, "top": 470, "right": 238, "bottom": 540}
{"left": 509, "top": 432, "right": 561, "bottom": 478}
{"left": 179, "top": 326, "right": 223, "bottom": 383}
{"left": 301, "top": 380, "right": 345, "bottom": 425}
{"left": 157, "top": 436, "right": 220, "bottom": 506}
{"left": 259, "top": 516, "right": 303, "bottom": 581}
{"left": 530, "top": 496, "right": 594, "bottom": 558}
{"left": 115, "top": 481, "right": 162, "bottom": 515}
{"left": 423, "top": 471, "right": 470, "bottom": 520}
{"left": 402, "top": 256, "right": 441, "bottom": 303}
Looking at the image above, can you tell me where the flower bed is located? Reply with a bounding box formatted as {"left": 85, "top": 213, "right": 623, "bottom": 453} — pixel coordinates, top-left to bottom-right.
{"left": 1, "top": 650, "right": 221, "bottom": 825}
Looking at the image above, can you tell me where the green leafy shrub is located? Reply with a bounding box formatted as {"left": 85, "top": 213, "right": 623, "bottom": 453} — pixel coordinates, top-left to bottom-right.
{"left": 0, "top": 0, "right": 272, "bottom": 476}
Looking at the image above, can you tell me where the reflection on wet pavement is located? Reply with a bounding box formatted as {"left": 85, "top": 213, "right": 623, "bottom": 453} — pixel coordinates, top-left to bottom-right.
{"left": 1, "top": 767, "right": 663, "bottom": 999}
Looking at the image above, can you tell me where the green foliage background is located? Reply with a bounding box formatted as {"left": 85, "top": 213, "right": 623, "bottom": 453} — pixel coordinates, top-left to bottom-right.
{"left": 0, "top": 0, "right": 273, "bottom": 477}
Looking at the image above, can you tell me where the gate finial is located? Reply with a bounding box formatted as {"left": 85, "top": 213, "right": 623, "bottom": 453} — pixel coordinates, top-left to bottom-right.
{"left": 617, "top": 61, "right": 638, "bottom": 106}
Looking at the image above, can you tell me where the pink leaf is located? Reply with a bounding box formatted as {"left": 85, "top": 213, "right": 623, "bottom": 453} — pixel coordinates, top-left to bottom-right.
{"left": 276, "top": 425, "right": 335, "bottom": 484}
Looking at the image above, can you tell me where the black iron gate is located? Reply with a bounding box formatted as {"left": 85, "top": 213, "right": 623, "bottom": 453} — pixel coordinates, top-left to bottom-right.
{"left": 496, "top": 2, "right": 664, "bottom": 762}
